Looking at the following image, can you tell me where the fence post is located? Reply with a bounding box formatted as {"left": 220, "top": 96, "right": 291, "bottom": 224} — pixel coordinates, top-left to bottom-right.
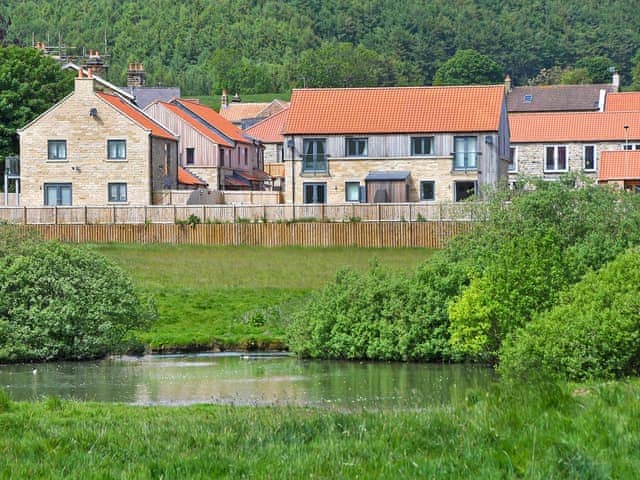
{"left": 23, "top": 206, "right": 27, "bottom": 225}
{"left": 54, "top": 206, "right": 58, "bottom": 225}
{"left": 233, "top": 204, "right": 237, "bottom": 223}
{"left": 173, "top": 205, "right": 177, "bottom": 224}
{"left": 409, "top": 203, "right": 412, "bottom": 222}
{"left": 202, "top": 205, "right": 206, "bottom": 223}
{"left": 377, "top": 203, "right": 381, "bottom": 222}
{"left": 84, "top": 206, "right": 88, "bottom": 224}
{"left": 144, "top": 206, "right": 147, "bottom": 224}
{"left": 113, "top": 206, "right": 116, "bottom": 224}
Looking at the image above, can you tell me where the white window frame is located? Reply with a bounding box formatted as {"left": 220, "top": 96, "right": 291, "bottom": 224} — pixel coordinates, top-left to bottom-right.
{"left": 544, "top": 145, "right": 568, "bottom": 172}
{"left": 583, "top": 145, "right": 596, "bottom": 172}
{"left": 47, "top": 140, "right": 67, "bottom": 160}
{"left": 420, "top": 180, "right": 435, "bottom": 201}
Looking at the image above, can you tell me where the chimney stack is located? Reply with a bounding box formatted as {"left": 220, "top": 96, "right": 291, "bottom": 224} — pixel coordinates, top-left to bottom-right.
{"left": 612, "top": 71, "right": 620, "bottom": 92}
{"left": 504, "top": 74, "right": 512, "bottom": 94}
{"left": 127, "top": 62, "right": 146, "bottom": 87}
{"left": 221, "top": 89, "right": 229, "bottom": 108}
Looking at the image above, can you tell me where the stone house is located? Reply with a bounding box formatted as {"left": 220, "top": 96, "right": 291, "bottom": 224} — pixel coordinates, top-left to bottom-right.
{"left": 145, "top": 99, "right": 269, "bottom": 191}
{"left": 218, "top": 90, "right": 289, "bottom": 129}
{"left": 508, "top": 111, "right": 640, "bottom": 184}
{"left": 282, "top": 86, "right": 510, "bottom": 204}
{"left": 18, "top": 71, "right": 179, "bottom": 206}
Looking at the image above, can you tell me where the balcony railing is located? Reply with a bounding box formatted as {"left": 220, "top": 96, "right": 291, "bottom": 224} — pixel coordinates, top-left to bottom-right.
{"left": 452, "top": 152, "right": 477, "bottom": 171}
{"left": 4, "top": 156, "right": 19, "bottom": 177}
{"left": 302, "top": 154, "right": 328, "bottom": 173}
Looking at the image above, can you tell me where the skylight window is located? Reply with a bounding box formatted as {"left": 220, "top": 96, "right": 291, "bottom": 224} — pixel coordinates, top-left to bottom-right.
{"left": 523, "top": 94, "right": 533, "bottom": 103}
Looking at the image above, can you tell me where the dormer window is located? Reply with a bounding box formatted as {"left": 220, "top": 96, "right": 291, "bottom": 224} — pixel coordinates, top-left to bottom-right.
{"left": 523, "top": 94, "right": 533, "bottom": 103}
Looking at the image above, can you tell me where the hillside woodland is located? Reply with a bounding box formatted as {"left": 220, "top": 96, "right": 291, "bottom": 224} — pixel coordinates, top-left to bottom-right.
{"left": 2, "top": 0, "right": 640, "bottom": 94}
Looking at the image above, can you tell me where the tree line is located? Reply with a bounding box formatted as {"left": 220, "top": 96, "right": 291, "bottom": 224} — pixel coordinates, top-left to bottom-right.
{"left": 3, "top": 0, "right": 640, "bottom": 94}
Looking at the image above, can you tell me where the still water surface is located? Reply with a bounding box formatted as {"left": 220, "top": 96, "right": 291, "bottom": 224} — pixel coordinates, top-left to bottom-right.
{"left": 0, "top": 353, "right": 495, "bottom": 409}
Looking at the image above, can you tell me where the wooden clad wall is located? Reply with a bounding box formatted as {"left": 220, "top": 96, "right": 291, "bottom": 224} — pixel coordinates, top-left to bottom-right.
{"left": 20, "top": 222, "right": 473, "bottom": 248}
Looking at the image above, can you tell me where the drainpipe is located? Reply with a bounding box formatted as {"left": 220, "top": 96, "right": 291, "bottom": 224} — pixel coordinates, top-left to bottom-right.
{"left": 289, "top": 136, "right": 295, "bottom": 219}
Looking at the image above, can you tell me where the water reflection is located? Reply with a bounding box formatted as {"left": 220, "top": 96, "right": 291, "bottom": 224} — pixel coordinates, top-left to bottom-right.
{"left": 0, "top": 353, "right": 495, "bottom": 409}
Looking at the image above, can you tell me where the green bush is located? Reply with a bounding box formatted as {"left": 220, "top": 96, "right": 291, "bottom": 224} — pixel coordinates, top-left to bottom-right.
{"left": 499, "top": 248, "right": 640, "bottom": 381}
{"left": 0, "top": 241, "right": 156, "bottom": 362}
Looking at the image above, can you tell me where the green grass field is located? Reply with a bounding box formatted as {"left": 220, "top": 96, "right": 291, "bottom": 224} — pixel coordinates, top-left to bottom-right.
{"left": 1, "top": 380, "right": 638, "bottom": 479}
{"left": 92, "top": 244, "right": 431, "bottom": 351}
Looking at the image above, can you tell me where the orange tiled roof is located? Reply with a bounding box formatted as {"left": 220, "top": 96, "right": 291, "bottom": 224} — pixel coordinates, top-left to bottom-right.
{"left": 177, "top": 99, "right": 251, "bottom": 144}
{"left": 96, "top": 92, "right": 177, "bottom": 140}
{"left": 599, "top": 150, "right": 640, "bottom": 180}
{"left": 157, "top": 101, "right": 233, "bottom": 147}
{"left": 283, "top": 86, "right": 505, "bottom": 135}
{"left": 510, "top": 111, "right": 640, "bottom": 143}
{"left": 605, "top": 92, "right": 640, "bottom": 112}
{"left": 178, "top": 167, "right": 208, "bottom": 186}
{"left": 219, "top": 102, "right": 271, "bottom": 123}
{"left": 245, "top": 107, "right": 289, "bottom": 143}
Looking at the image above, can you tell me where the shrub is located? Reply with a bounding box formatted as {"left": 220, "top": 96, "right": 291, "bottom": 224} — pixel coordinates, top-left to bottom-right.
{"left": 0, "top": 241, "right": 156, "bottom": 362}
{"left": 499, "top": 248, "right": 640, "bottom": 381}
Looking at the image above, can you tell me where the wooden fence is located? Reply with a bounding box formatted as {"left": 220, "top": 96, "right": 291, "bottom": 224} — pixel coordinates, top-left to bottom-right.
{"left": 18, "top": 222, "right": 475, "bottom": 248}
{"left": 0, "top": 202, "right": 487, "bottom": 225}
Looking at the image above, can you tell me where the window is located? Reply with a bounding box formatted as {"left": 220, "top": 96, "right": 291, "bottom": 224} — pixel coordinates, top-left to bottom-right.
{"left": 186, "top": 148, "right": 195, "bottom": 165}
{"left": 47, "top": 140, "right": 67, "bottom": 160}
{"left": 623, "top": 143, "right": 640, "bottom": 150}
{"left": 302, "top": 139, "right": 327, "bottom": 172}
{"left": 411, "top": 137, "right": 434, "bottom": 156}
{"left": 509, "top": 146, "right": 518, "bottom": 172}
{"left": 453, "top": 136, "right": 477, "bottom": 170}
{"left": 454, "top": 181, "right": 477, "bottom": 202}
{"left": 545, "top": 145, "right": 567, "bottom": 172}
{"left": 345, "top": 182, "right": 361, "bottom": 202}
{"left": 345, "top": 138, "right": 368, "bottom": 157}
{"left": 420, "top": 181, "right": 435, "bottom": 201}
{"left": 244, "top": 147, "right": 248, "bottom": 166}
{"left": 44, "top": 183, "right": 72, "bottom": 205}
{"left": 220, "top": 149, "right": 225, "bottom": 167}
{"left": 523, "top": 94, "right": 533, "bottom": 103}
{"left": 583, "top": 145, "right": 595, "bottom": 171}
{"left": 108, "top": 183, "right": 127, "bottom": 203}
{"left": 303, "top": 182, "right": 326, "bottom": 204}
{"left": 107, "top": 140, "right": 126, "bottom": 160}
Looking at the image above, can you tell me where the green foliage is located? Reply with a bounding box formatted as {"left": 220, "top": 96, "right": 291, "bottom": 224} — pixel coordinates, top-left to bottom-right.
{"left": 448, "top": 176, "right": 640, "bottom": 360}
{"left": 5, "top": 1, "right": 640, "bottom": 93}
{"left": 288, "top": 257, "right": 460, "bottom": 361}
{"left": 432, "top": 49, "right": 503, "bottom": 86}
{"left": 560, "top": 67, "right": 591, "bottom": 85}
{"left": 0, "top": 241, "right": 155, "bottom": 362}
{"left": 0, "top": 46, "right": 74, "bottom": 156}
{"left": 500, "top": 248, "right": 640, "bottom": 381}
{"left": 575, "top": 56, "right": 616, "bottom": 83}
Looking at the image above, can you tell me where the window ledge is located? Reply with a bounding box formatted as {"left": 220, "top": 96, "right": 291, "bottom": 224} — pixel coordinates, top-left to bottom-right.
{"left": 46, "top": 159, "right": 69, "bottom": 163}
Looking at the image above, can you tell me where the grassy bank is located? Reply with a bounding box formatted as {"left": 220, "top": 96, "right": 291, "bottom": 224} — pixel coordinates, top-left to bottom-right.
{"left": 92, "top": 244, "right": 430, "bottom": 351}
{"left": 1, "top": 380, "right": 638, "bottom": 478}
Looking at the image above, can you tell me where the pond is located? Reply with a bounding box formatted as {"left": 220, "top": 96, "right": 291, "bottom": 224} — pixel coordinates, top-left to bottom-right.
{"left": 0, "top": 353, "right": 495, "bottom": 409}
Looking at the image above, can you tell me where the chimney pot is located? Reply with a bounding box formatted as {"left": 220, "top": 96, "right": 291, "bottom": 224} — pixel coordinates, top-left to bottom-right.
{"left": 78, "top": 68, "right": 84, "bottom": 78}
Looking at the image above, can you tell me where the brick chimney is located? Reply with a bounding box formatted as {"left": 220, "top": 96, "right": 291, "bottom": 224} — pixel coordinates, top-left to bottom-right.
{"left": 127, "top": 62, "right": 146, "bottom": 87}
{"left": 74, "top": 67, "right": 95, "bottom": 97}
{"left": 221, "top": 89, "right": 229, "bottom": 108}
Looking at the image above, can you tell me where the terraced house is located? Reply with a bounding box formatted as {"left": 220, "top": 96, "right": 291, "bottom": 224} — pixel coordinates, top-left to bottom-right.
{"left": 282, "top": 85, "right": 510, "bottom": 204}
{"left": 508, "top": 111, "right": 640, "bottom": 184}
{"left": 18, "top": 70, "right": 179, "bottom": 207}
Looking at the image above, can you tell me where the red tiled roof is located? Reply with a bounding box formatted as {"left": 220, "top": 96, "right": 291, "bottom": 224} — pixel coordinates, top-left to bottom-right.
{"left": 605, "top": 92, "right": 640, "bottom": 112}
{"left": 157, "top": 101, "right": 233, "bottom": 147}
{"left": 283, "top": 86, "right": 505, "bottom": 135}
{"left": 96, "top": 92, "right": 177, "bottom": 140}
{"left": 245, "top": 107, "right": 289, "bottom": 143}
{"left": 236, "top": 169, "right": 271, "bottom": 181}
{"left": 510, "top": 111, "right": 640, "bottom": 143}
{"left": 177, "top": 99, "right": 250, "bottom": 144}
{"left": 599, "top": 150, "right": 640, "bottom": 180}
{"left": 178, "top": 167, "right": 207, "bottom": 186}
{"left": 219, "top": 102, "right": 271, "bottom": 123}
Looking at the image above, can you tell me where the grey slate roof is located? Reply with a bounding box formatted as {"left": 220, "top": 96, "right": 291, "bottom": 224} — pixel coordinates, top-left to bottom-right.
{"left": 507, "top": 84, "right": 617, "bottom": 113}
{"left": 122, "top": 87, "right": 182, "bottom": 109}
{"left": 365, "top": 171, "right": 411, "bottom": 181}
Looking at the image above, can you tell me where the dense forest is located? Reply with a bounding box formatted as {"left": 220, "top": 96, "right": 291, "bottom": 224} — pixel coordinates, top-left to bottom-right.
{"left": 2, "top": 0, "right": 640, "bottom": 95}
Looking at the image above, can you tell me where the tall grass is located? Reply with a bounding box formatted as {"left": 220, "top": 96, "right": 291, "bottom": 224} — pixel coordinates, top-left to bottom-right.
{"left": 1, "top": 380, "right": 638, "bottom": 478}
{"left": 92, "top": 245, "right": 431, "bottom": 350}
